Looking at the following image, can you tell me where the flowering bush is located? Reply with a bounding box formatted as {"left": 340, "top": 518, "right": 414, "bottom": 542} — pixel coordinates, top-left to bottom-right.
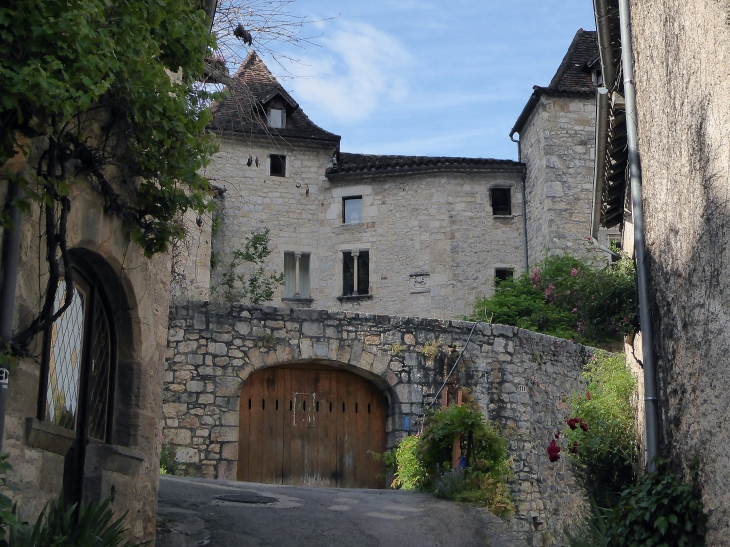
{"left": 468, "top": 253, "right": 637, "bottom": 346}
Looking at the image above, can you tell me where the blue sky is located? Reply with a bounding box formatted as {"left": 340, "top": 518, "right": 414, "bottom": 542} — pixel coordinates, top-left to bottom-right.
{"left": 260, "top": 1, "right": 596, "bottom": 160}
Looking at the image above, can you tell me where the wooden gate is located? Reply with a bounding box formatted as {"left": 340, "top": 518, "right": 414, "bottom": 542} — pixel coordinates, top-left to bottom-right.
{"left": 237, "top": 364, "right": 386, "bottom": 488}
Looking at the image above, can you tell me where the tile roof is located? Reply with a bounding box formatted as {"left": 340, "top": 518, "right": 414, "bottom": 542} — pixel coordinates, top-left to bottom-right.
{"left": 209, "top": 51, "right": 341, "bottom": 145}
{"left": 510, "top": 29, "right": 599, "bottom": 138}
{"left": 547, "top": 29, "right": 599, "bottom": 93}
{"left": 326, "top": 153, "right": 525, "bottom": 180}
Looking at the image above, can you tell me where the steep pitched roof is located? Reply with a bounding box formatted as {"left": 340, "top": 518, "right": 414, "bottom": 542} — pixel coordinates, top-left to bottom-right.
{"left": 547, "top": 29, "right": 599, "bottom": 92}
{"left": 209, "top": 51, "right": 341, "bottom": 145}
{"left": 326, "top": 153, "right": 524, "bottom": 180}
{"left": 510, "top": 29, "right": 598, "bottom": 138}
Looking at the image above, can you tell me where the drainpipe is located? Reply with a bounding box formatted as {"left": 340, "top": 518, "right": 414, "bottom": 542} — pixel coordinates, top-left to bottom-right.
{"left": 618, "top": 0, "right": 660, "bottom": 472}
{"left": 591, "top": 87, "right": 609, "bottom": 239}
{"left": 510, "top": 133, "right": 530, "bottom": 270}
{"left": 0, "top": 180, "right": 23, "bottom": 452}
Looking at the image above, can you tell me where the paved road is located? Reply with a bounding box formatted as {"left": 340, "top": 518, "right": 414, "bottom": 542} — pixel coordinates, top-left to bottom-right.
{"left": 156, "top": 475, "right": 527, "bottom": 547}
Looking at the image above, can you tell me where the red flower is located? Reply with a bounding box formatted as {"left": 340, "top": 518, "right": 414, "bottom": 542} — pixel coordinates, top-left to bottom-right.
{"left": 586, "top": 391, "right": 592, "bottom": 400}
{"left": 547, "top": 440, "right": 561, "bottom": 462}
{"left": 579, "top": 419, "right": 589, "bottom": 432}
{"left": 567, "top": 417, "right": 578, "bottom": 430}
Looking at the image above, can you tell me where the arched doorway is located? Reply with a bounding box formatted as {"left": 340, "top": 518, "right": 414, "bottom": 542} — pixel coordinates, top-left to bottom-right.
{"left": 238, "top": 363, "right": 386, "bottom": 488}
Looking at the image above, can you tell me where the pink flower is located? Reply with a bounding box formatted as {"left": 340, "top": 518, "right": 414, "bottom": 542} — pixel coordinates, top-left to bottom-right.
{"left": 570, "top": 268, "right": 579, "bottom": 277}
{"left": 572, "top": 308, "right": 578, "bottom": 313}
{"left": 622, "top": 316, "right": 628, "bottom": 322}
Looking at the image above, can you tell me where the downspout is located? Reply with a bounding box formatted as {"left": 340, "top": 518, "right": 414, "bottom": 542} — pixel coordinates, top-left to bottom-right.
{"left": 591, "top": 87, "right": 609, "bottom": 238}
{"left": 618, "top": 0, "right": 660, "bottom": 472}
{"left": 0, "top": 181, "right": 23, "bottom": 452}
{"left": 510, "top": 132, "right": 529, "bottom": 271}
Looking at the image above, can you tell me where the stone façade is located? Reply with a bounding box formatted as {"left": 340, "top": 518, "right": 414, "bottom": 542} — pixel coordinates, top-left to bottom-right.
{"left": 164, "top": 302, "right": 596, "bottom": 546}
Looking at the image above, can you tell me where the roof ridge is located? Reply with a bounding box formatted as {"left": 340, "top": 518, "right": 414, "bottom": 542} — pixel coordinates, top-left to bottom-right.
{"left": 548, "top": 29, "right": 586, "bottom": 89}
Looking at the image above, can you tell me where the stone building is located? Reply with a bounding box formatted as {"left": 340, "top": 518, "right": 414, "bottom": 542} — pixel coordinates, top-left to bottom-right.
{"left": 590, "top": 0, "right": 730, "bottom": 543}
{"left": 0, "top": 142, "right": 172, "bottom": 542}
{"left": 511, "top": 29, "right": 617, "bottom": 265}
{"left": 177, "top": 51, "right": 528, "bottom": 320}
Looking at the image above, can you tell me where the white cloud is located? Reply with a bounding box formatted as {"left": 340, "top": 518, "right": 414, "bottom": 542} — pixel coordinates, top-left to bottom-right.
{"left": 286, "top": 20, "right": 413, "bottom": 123}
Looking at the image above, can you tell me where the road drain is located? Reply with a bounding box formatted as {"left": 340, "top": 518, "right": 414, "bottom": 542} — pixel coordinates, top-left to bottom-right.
{"left": 215, "top": 493, "right": 278, "bottom": 505}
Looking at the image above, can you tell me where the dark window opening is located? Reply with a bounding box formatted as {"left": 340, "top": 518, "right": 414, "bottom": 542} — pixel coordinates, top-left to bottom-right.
{"left": 330, "top": 402, "right": 333, "bottom": 412}
{"left": 355, "top": 403, "right": 358, "bottom": 414}
{"left": 262, "top": 399, "right": 265, "bottom": 410}
{"left": 343, "top": 196, "right": 363, "bottom": 224}
{"left": 316, "top": 401, "right": 319, "bottom": 412}
{"left": 491, "top": 188, "right": 512, "bottom": 216}
{"left": 342, "top": 402, "right": 345, "bottom": 413}
{"left": 302, "top": 401, "right": 306, "bottom": 411}
{"left": 248, "top": 398, "right": 251, "bottom": 409}
{"left": 342, "top": 250, "right": 369, "bottom": 296}
{"left": 276, "top": 399, "right": 279, "bottom": 411}
{"left": 270, "top": 154, "right": 286, "bottom": 177}
{"left": 495, "top": 268, "right": 514, "bottom": 285}
{"left": 290, "top": 400, "right": 292, "bottom": 411}
{"left": 368, "top": 403, "right": 371, "bottom": 414}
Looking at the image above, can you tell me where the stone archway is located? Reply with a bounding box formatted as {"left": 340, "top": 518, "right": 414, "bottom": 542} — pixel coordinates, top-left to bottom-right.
{"left": 237, "top": 362, "right": 386, "bottom": 488}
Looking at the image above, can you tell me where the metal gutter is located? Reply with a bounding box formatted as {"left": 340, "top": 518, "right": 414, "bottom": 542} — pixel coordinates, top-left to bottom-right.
{"left": 618, "top": 0, "right": 660, "bottom": 472}
{"left": 510, "top": 133, "right": 530, "bottom": 271}
{"left": 326, "top": 163, "right": 526, "bottom": 182}
{"left": 593, "top": 0, "right": 617, "bottom": 90}
{"left": 591, "top": 87, "right": 609, "bottom": 238}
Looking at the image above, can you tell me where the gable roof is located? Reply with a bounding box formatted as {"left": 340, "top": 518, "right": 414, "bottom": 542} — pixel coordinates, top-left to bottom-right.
{"left": 209, "top": 51, "right": 341, "bottom": 145}
{"left": 510, "top": 29, "right": 598, "bottom": 138}
{"left": 326, "top": 153, "right": 524, "bottom": 180}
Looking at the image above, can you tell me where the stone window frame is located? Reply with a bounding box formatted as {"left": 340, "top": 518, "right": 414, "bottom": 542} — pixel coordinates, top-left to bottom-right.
{"left": 489, "top": 186, "right": 513, "bottom": 216}
{"left": 282, "top": 251, "right": 313, "bottom": 301}
{"left": 338, "top": 249, "right": 372, "bottom": 301}
{"left": 342, "top": 196, "right": 363, "bottom": 224}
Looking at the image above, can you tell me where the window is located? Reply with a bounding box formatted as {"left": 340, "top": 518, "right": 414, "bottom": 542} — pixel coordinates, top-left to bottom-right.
{"left": 283, "top": 252, "right": 310, "bottom": 298}
{"left": 41, "top": 265, "right": 114, "bottom": 442}
{"left": 270, "top": 154, "right": 286, "bottom": 177}
{"left": 343, "top": 196, "right": 362, "bottom": 224}
{"left": 268, "top": 107, "right": 285, "bottom": 128}
{"left": 343, "top": 250, "right": 369, "bottom": 296}
{"left": 592, "top": 69, "right": 604, "bottom": 87}
{"left": 490, "top": 188, "right": 512, "bottom": 216}
{"left": 495, "top": 268, "right": 514, "bottom": 285}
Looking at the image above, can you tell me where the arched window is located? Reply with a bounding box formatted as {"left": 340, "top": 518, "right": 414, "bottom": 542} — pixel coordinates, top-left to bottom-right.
{"left": 39, "top": 260, "right": 116, "bottom": 502}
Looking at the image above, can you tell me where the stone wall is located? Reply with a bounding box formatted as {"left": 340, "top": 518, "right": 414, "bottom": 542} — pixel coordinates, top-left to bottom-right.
{"left": 628, "top": 1, "right": 730, "bottom": 542}
{"left": 164, "top": 302, "right": 595, "bottom": 546}
{"left": 0, "top": 145, "right": 171, "bottom": 542}
{"left": 520, "top": 94, "right": 614, "bottom": 265}
{"left": 180, "top": 136, "right": 526, "bottom": 320}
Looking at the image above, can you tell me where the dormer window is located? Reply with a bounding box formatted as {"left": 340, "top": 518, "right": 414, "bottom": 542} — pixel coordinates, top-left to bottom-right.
{"left": 268, "top": 107, "right": 285, "bottom": 128}
{"left": 592, "top": 69, "right": 603, "bottom": 87}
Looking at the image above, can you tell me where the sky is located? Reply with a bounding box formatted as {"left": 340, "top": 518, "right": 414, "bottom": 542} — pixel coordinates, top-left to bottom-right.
{"left": 256, "top": 1, "right": 596, "bottom": 161}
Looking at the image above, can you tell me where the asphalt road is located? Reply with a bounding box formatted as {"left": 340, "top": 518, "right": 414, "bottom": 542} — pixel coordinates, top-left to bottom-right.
{"left": 156, "top": 475, "right": 527, "bottom": 547}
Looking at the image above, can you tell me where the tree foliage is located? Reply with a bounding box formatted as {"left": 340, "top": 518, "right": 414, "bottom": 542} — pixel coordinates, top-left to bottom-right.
{"left": 0, "top": 0, "right": 219, "bottom": 354}
{"left": 468, "top": 253, "right": 637, "bottom": 346}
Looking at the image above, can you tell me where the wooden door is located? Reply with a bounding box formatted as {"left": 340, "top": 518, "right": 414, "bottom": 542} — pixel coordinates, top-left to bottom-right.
{"left": 238, "top": 365, "right": 386, "bottom": 488}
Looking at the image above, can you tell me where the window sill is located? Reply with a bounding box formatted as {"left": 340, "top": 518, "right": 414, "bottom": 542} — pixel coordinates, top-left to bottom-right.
{"left": 87, "top": 443, "right": 145, "bottom": 476}
{"left": 492, "top": 214, "right": 515, "bottom": 219}
{"left": 25, "top": 418, "right": 76, "bottom": 455}
{"left": 281, "top": 297, "right": 314, "bottom": 308}
{"left": 337, "top": 294, "right": 373, "bottom": 302}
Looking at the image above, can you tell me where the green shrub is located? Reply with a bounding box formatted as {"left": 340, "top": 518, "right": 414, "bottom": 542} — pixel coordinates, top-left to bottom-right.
{"left": 381, "top": 401, "right": 514, "bottom": 518}
{"left": 389, "top": 435, "right": 426, "bottom": 490}
{"left": 159, "top": 437, "right": 178, "bottom": 475}
{"left": 606, "top": 460, "right": 706, "bottom": 547}
{"left": 468, "top": 253, "right": 637, "bottom": 346}
{"left": 8, "top": 496, "right": 144, "bottom": 547}
{"left": 566, "top": 352, "right": 638, "bottom": 509}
